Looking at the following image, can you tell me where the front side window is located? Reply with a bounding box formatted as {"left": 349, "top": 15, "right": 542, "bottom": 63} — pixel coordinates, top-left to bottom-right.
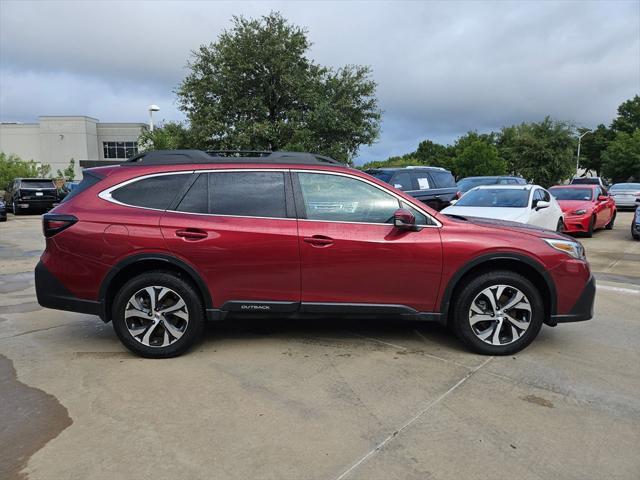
{"left": 391, "top": 172, "right": 412, "bottom": 190}
{"left": 103, "top": 141, "right": 138, "bottom": 159}
{"left": 298, "top": 172, "right": 400, "bottom": 224}
{"left": 110, "top": 174, "right": 189, "bottom": 209}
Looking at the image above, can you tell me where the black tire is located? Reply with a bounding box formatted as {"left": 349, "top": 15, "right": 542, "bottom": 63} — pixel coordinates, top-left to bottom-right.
{"left": 556, "top": 218, "right": 564, "bottom": 232}
{"left": 112, "top": 271, "right": 205, "bottom": 358}
{"left": 585, "top": 215, "right": 596, "bottom": 238}
{"left": 605, "top": 211, "right": 616, "bottom": 230}
{"left": 12, "top": 201, "right": 20, "bottom": 215}
{"left": 451, "top": 270, "right": 544, "bottom": 355}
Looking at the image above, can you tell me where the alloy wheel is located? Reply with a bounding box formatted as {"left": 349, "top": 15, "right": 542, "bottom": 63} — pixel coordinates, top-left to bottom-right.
{"left": 468, "top": 284, "right": 532, "bottom": 346}
{"left": 124, "top": 286, "right": 189, "bottom": 347}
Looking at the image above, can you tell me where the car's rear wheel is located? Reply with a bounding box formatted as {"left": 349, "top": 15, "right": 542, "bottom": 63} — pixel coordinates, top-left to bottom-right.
{"left": 605, "top": 211, "right": 616, "bottom": 230}
{"left": 112, "top": 272, "right": 204, "bottom": 358}
{"left": 12, "top": 201, "right": 21, "bottom": 215}
{"left": 452, "top": 271, "right": 544, "bottom": 355}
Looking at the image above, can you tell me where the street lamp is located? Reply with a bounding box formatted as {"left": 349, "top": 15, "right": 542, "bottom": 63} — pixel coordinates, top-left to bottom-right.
{"left": 148, "top": 104, "right": 160, "bottom": 131}
{"left": 576, "top": 129, "right": 592, "bottom": 177}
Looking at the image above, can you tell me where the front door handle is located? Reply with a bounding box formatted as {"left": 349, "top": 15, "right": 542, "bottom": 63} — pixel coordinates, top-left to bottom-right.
{"left": 175, "top": 228, "right": 208, "bottom": 241}
{"left": 303, "top": 235, "right": 334, "bottom": 247}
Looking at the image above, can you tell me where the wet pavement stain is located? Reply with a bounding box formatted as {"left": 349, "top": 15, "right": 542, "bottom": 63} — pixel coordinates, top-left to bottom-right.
{"left": 521, "top": 394, "right": 554, "bottom": 408}
{"left": 0, "top": 354, "right": 72, "bottom": 480}
{"left": 0, "top": 302, "right": 43, "bottom": 315}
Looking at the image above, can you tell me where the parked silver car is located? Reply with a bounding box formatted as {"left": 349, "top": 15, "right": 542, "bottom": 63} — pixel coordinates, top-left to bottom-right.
{"left": 610, "top": 183, "right": 640, "bottom": 209}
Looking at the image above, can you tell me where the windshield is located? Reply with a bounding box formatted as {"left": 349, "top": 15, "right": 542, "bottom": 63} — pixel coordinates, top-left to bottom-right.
{"left": 549, "top": 188, "right": 593, "bottom": 201}
{"left": 20, "top": 179, "right": 55, "bottom": 189}
{"left": 456, "top": 188, "right": 530, "bottom": 208}
{"left": 457, "top": 177, "right": 498, "bottom": 192}
{"left": 610, "top": 183, "right": 640, "bottom": 191}
{"left": 365, "top": 170, "right": 393, "bottom": 183}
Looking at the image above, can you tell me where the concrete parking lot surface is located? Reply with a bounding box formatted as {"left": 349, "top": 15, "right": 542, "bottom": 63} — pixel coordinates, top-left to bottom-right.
{"left": 1, "top": 212, "right": 639, "bottom": 480}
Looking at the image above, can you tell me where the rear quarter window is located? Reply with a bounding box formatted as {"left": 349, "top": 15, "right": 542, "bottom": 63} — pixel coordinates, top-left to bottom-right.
{"left": 110, "top": 173, "right": 190, "bottom": 209}
{"left": 61, "top": 172, "right": 104, "bottom": 203}
{"left": 429, "top": 171, "right": 456, "bottom": 188}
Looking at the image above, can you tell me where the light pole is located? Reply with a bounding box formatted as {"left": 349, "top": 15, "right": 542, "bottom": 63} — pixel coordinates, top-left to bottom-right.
{"left": 148, "top": 104, "right": 160, "bottom": 131}
{"left": 576, "top": 130, "right": 592, "bottom": 177}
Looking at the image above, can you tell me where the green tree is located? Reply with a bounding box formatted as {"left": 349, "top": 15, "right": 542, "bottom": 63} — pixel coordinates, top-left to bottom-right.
{"left": 0, "top": 152, "right": 50, "bottom": 188}
{"left": 138, "top": 122, "right": 193, "bottom": 151}
{"left": 497, "top": 117, "right": 575, "bottom": 187}
{"left": 56, "top": 159, "right": 76, "bottom": 181}
{"left": 602, "top": 130, "right": 640, "bottom": 182}
{"left": 578, "top": 124, "right": 614, "bottom": 177}
{"left": 611, "top": 95, "right": 640, "bottom": 134}
{"left": 453, "top": 140, "right": 506, "bottom": 178}
{"left": 176, "top": 12, "right": 380, "bottom": 163}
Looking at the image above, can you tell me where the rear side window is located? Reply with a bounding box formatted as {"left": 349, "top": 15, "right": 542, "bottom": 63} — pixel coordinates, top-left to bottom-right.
{"left": 210, "top": 172, "right": 286, "bottom": 218}
{"left": 429, "top": 170, "right": 456, "bottom": 188}
{"left": 111, "top": 174, "right": 189, "bottom": 209}
{"left": 61, "top": 172, "right": 104, "bottom": 203}
{"left": 176, "top": 171, "right": 287, "bottom": 218}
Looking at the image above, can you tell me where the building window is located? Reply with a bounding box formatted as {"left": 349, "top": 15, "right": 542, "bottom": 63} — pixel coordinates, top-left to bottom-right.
{"left": 103, "top": 141, "right": 138, "bottom": 159}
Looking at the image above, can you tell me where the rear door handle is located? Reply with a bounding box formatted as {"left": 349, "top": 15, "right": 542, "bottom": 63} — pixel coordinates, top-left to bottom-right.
{"left": 175, "top": 228, "right": 208, "bottom": 241}
{"left": 303, "top": 235, "right": 334, "bottom": 247}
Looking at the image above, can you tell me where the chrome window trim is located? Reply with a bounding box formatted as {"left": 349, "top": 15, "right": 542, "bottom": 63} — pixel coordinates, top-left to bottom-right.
{"left": 99, "top": 167, "right": 442, "bottom": 227}
{"left": 293, "top": 169, "right": 442, "bottom": 228}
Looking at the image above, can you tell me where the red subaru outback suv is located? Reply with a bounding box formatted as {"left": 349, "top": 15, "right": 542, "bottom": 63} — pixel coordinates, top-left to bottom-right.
{"left": 35, "top": 150, "right": 595, "bottom": 358}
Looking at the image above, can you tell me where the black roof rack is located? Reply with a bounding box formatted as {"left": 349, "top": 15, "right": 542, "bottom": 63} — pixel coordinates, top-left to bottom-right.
{"left": 123, "top": 149, "right": 346, "bottom": 167}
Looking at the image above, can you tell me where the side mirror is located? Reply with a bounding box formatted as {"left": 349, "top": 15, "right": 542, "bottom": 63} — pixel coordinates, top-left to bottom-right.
{"left": 597, "top": 195, "right": 608, "bottom": 201}
{"left": 535, "top": 200, "right": 550, "bottom": 211}
{"left": 393, "top": 208, "right": 418, "bottom": 231}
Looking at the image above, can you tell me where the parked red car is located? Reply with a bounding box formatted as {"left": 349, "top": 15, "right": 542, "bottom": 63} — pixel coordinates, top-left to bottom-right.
{"left": 36, "top": 150, "right": 595, "bottom": 358}
{"left": 549, "top": 185, "right": 616, "bottom": 237}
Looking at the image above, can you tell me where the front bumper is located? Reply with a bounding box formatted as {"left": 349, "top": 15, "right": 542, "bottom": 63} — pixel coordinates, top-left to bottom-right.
{"left": 549, "top": 275, "right": 595, "bottom": 324}
{"left": 562, "top": 214, "right": 591, "bottom": 233}
{"left": 35, "top": 261, "right": 101, "bottom": 316}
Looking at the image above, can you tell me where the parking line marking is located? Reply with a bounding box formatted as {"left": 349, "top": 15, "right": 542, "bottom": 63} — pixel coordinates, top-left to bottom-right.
{"left": 334, "top": 357, "right": 493, "bottom": 480}
{"left": 598, "top": 285, "right": 640, "bottom": 295}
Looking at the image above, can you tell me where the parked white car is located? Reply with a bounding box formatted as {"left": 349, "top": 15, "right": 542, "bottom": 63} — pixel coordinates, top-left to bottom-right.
{"left": 442, "top": 185, "right": 564, "bottom": 231}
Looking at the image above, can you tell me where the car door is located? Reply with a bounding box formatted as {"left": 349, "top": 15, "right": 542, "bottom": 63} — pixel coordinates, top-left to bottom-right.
{"left": 537, "top": 188, "right": 560, "bottom": 230}
{"left": 293, "top": 170, "right": 443, "bottom": 314}
{"left": 592, "top": 187, "right": 609, "bottom": 227}
{"left": 160, "top": 169, "right": 301, "bottom": 311}
{"left": 529, "top": 188, "right": 548, "bottom": 228}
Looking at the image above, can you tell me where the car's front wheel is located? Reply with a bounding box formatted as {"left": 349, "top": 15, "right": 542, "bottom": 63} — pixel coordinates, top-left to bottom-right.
{"left": 605, "top": 211, "right": 616, "bottom": 230}
{"left": 452, "top": 271, "right": 544, "bottom": 355}
{"left": 112, "top": 272, "right": 205, "bottom": 358}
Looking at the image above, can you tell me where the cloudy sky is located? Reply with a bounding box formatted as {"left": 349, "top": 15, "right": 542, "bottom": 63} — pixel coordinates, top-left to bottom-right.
{"left": 1, "top": 0, "right": 638, "bottom": 164}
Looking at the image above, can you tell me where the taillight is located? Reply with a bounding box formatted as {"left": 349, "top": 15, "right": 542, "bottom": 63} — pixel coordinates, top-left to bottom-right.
{"left": 455, "top": 191, "right": 462, "bottom": 199}
{"left": 42, "top": 214, "right": 77, "bottom": 238}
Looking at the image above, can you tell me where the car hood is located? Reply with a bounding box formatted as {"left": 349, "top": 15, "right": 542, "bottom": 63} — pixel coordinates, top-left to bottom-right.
{"left": 556, "top": 200, "right": 593, "bottom": 213}
{"left": 440, "top": 212, "right": 566, "bottom": 239}
{"left": 441, "top": 206, "right": 529, "bottom": 223}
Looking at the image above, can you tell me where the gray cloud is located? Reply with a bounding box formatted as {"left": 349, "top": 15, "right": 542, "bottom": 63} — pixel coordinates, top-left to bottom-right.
{"left": 1, "top": 0, "right": 638, "bottom": 164}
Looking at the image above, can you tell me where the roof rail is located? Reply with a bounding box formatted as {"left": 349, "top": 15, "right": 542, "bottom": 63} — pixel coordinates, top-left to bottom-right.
{"left": 123, "top": 149, "right": 346, "bottom": 167}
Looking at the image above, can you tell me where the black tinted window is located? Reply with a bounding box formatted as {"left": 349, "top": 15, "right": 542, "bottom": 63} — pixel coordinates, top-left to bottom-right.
{"left": 391, "top": 172, "right": 412, "bottom": 190}
{"left": 61, "top": 172, "right": 104, "bottom": 203}
{"left": 210, "top": 172, "right": 287, "bottom": 218}
{"left": 112, "top": 174, "right": 189, "bottom": 209}
{"left": 429, "top": 170, "right": 456, "bottom": 187}
{"left": 176, "top": 174, "right": 208, "bottom": 213}
{"left": 21, "top": 180, "right": 55, "bottom": 189}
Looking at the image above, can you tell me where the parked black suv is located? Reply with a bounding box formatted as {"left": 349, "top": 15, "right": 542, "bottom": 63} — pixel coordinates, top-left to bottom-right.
{"left": 364, "top": 167, "right": 458, "bottom": 211}
{"left": 4, "top": 178, "right": 60, "bottom": 214}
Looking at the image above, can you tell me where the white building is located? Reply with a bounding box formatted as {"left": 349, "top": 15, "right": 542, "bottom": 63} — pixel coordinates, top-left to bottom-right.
{"left": 0, "top": 116, "right": 146, "bottom": 179}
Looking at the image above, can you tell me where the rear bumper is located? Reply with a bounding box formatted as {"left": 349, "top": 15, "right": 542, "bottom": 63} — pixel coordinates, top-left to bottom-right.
{"left": 15, "top": 199, "right": 59, "bottom": 210}
{"left": 549, "top": 275, "right": 595, "bottom": 324}
{"left": 35, "top": 261, "right": 101, "bottom": 316}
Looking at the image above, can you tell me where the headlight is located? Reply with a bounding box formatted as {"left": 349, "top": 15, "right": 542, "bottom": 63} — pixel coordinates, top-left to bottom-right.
{"left": 543, "top": 238, "right": 586, "bottom": 260}
{"left": 572, "top": 209, "right": 587, "bottom": 215}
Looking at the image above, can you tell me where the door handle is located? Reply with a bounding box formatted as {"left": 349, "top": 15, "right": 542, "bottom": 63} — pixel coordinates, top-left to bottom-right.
{"left": 303, "top": 235, "right": 334, "bottom": 247}
{"left": 175, "top": 228, "right": 208, "bottom": 241}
